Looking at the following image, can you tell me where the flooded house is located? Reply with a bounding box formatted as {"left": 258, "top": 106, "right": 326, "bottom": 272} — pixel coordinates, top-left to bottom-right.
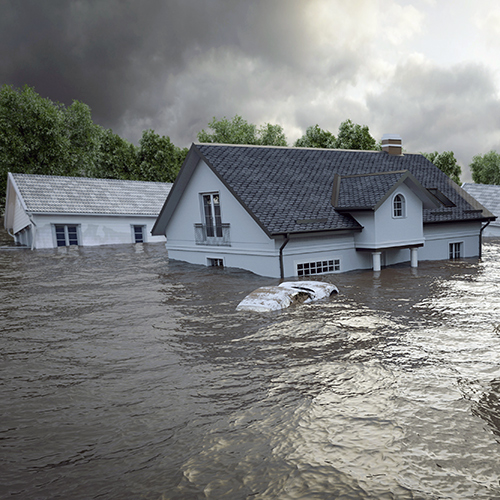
{"left": 152, "top": 135, "right": 495, "bottom": 278}
{"left": 462, "top": 183, "right": 500, "bottom": 237}
{"left": 4, "top": 172, "right": 172, "bottom": 249}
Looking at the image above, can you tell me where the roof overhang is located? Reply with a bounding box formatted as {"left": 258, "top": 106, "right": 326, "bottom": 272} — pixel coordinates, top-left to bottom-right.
{"left": 332, "top": 170, "right": 441, "bottom": 212}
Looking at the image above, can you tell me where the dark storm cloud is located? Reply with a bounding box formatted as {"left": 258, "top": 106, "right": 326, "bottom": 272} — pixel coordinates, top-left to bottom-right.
{"left": 0, "top": 0, "right": 368, "bottom": 145}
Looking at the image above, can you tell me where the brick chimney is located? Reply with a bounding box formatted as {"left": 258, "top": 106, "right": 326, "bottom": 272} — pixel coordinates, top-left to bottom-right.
{"left": 382, "top": 134, "right": 403, "bottom": 155}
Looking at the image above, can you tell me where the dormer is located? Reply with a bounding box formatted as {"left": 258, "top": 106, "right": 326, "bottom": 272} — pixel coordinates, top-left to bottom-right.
{"left": 331, "top": 170, "right": 440, "bottom": 250}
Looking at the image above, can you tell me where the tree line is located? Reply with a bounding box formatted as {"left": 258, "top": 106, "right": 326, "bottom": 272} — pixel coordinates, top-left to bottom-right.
{"left": 0, "top": 85, "right": 188, "bottom": 208}
{"left": 2, "top": 84, "right": 499, "bottom": 210}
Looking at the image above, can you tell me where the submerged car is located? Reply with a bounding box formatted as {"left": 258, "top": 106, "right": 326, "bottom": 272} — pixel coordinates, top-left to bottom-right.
{"left": 236, "top": 281, "right": 338, "bottom": 312}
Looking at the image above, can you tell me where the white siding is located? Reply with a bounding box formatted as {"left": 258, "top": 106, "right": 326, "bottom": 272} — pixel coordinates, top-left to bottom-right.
{"left": 282, "top": 233, "right": 372, "bottom": 277}
{"left": 165, "top": 159, "right": 280, "bottom": 276}
{"left": 421, "top": 222, "right": 482, "bottom": 260}
{"left": 13, "top": 197, "right": 31, "bottom": 234}
{"left": 352, "top": 183, "right": 424, "bottom": 249}
{"left": 32, "top": 214, "right": 165, "bottom": 249}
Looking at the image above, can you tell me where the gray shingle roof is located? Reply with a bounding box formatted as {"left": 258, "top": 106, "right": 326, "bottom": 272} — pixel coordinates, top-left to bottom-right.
{"left": 462, "top": 183, "right": 500, "bottom": 226}
{"left": 334, "top": 171, "right": 408, "bottom": 210}
{"left": 155, "top": 144, "right": 494, "bottom": 237}
{"left": 11, "top": 173, "right": 172, "bottom": 216}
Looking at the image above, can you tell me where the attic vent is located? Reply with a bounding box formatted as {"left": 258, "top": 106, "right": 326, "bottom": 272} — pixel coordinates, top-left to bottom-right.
{"left": 382, "top": 134, "right": 403, "bottom": 156}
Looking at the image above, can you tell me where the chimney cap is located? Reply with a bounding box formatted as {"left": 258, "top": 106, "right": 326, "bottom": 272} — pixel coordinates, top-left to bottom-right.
{"left": 381, "top": 133, "right": 402, "bottom": 141}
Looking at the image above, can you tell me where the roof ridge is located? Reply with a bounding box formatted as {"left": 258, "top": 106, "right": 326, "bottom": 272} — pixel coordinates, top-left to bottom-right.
{"left": 10, "top": 172, "right": 171, "bottom": 186}
{"left": 196, "top": 142, "right": 383, "bottom": 153}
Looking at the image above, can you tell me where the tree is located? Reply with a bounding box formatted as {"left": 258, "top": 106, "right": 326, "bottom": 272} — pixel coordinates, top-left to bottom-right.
{"left": 136, "top": 129, "right": 188, "bottom": 183}
{"left": 423, "top": 151, "right": 462, "bottom": 184}
{"left": 93, "top": 128, "right": 138, "bottom": 180}
{"left": 294, "top": 124, "right": 336, "bottom": 148}
{"left": 257, "top": 123, "right": 287, "bottom": 146}
{"left": 0, "top": 85, "right": 70, "bottom": 179}
{"left": 198, "top": 115, "right": 258, "bottom": 145}
{"left": 294, "top": 120, "right": 378, "bottom": 150}
{"left": 197, "top": 115, "right": 288, "bottom": 146}
{"left": 335, "top": 119, "right": 378, "bottom": 151}
{"left": 64, "top": 100, "right": 103, "bottom": 177}
{"left": 469, "top": 150, "right": 500, "bottom": 185}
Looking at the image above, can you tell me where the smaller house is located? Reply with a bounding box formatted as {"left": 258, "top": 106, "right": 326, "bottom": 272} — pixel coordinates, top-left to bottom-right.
{"left": 4, "top": 173, "right": 172, "bottom": 249}
{"left": 462, "top": 183, "right": 500, "bottom": 237}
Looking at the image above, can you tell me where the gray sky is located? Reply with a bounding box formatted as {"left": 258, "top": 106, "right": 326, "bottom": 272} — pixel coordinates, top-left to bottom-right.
{"left": 3, "top": 0, "right": 500, "bottom": 181}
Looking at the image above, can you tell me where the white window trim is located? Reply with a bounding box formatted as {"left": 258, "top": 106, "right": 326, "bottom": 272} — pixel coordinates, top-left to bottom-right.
{"left": 52, "top": 224, "right": 81, "bottom": 247}
{"left": 200, "top": 192, "right": 224, "bottom": 237}
{"left": 449, "top": 241, "right": 463, "bottom": 259}
{"left": 295, "top": 258, "right": 341, "bottom": 277}
{"left": 131, "top": 224, "right": 147, "bottom": 243}
{"left": 207, "top": 257, "right": 224, "bottom": 267}
{"left": 392, "top": 193, "right": 406, "bottom": 219}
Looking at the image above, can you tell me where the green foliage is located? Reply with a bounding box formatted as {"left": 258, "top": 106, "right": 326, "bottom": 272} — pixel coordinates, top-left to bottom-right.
{"left": 422, "top": 151, "right": 462, "bottom": 184}
{"left": 136, "top": 130, "right": 188, "bottom": 183}
{"left": 198, "top": 115, "right": 258, "bottom": 145}
{"left": 93, "top": 128, "right": 138, "bottom": 180}
{"left": 257, "top": 123, "right": 288, "bottom": 146}
{"left": 64, "top": 100, "right": 103, "bottom": 177}
{"left": 469, "top": 150, "right": 500, "bottom": 185}
{"left": 294, "top": 120, "right": 378, "bottom": 151}
{"left": 198, "top": 115, "right": 288, "bottom": 146}
{"left": 294, "top": 124, "right": 336, "bottom": 148}
{"left": 0, "top": 84, "right": 70, "bottom": 179}
{"left": 335, "top": 119, "right": 378, "bottom": 151}
{"left": 0, "top": 85, "right": 187, "bottom": 211}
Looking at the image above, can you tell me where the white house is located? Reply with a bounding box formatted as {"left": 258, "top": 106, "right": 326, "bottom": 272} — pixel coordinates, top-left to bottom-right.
{"left": 4, "top": 172, "right": 172, "bottom": 249}
{"left": 152, "top": 136, "right": 495, "bottom": 278}
{"left": 461, "top": 183, "right": 500, "bottom": 237}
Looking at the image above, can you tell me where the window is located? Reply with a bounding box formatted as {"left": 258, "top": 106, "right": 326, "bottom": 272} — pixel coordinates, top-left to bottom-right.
{"left": 55, "top": 225, "right": 79, "bottom": 247}
{"left": 133, "top": 225, "right": 145, "bottom": 243}
{"left": 393, "top": 194, "right": 405, "bottom": 218}
{"left": 297, "top": 259, "right": 340, "bottom": 277}
{"left": 203, "top": 193, "right": 223, "bottom": 238}
{"left": 195, "top": 193, "right": 231, "bottom": 246}
{"left": 449, "top": 242, "right": 462, "bottom": 259}
{"left": 208, "top": 258, "right": 224, "bottom": 267}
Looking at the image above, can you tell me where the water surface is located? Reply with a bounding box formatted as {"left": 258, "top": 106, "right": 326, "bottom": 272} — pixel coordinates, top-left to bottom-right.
{"left": 1, "top": 233, "right": 500, "bottom": 499}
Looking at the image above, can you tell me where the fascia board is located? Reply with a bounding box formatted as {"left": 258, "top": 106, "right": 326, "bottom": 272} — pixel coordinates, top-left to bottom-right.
{"left": 373, "top": 171, "right": 440, "bottom": 211}
{"left": 151, "top": 144, "right": 201, "bottom": 235}
{"left": 4, "top": 173, "right": 29, "bottom": 229}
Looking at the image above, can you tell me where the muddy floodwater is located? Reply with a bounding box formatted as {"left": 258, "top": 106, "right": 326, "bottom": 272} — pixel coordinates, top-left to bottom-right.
{"left": 2, "top": 231, "right": 500, "bottom": 499}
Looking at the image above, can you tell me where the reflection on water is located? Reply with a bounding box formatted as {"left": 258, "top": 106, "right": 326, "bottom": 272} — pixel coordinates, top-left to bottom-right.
{"left": 2, "top": 234, "right": 500, "bottom": 499}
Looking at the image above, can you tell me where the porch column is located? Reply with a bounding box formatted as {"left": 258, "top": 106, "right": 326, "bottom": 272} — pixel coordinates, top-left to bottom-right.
{"left": 410, "top": 247, "right": 418, "bottom": 268}
{"left": 372, "top": 251, "right": 381, "bottom": 272}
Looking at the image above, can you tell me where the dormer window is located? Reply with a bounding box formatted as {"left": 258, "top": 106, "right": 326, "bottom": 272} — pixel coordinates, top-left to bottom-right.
{"left": 393, "top": 194, "right": 406, "bottom": 218}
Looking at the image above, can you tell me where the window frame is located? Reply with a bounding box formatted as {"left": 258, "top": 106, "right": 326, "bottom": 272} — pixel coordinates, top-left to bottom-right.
{"left": 207, "top": 257, "right": 224, "bottom": 267}
{"left": 132, "top": 224, "right": 146, "bottom": 243}
{"left": 53, "top": 224, "right": 80, "bottom": 247}
{"left": 296, "top": 259, "right": 340, "bottom": 277}
{"left": 449, "top": 242, "right": 462, "bottom": 260}
{"left": 392, "top": 193, "right": 406, "bottom": 219}
{"left": 201, "top": 192, "right": 223, "bottom": 238}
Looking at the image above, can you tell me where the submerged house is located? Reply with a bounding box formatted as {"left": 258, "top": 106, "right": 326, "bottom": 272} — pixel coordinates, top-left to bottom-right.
{"left": 4, "top": 173, "right": 172, "bottom": 249}
{"left": 461, "top": 183, "right": 500, "bottom": 237}
{"left": 152, "top": 136, "right": 495, "bottom": 278}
